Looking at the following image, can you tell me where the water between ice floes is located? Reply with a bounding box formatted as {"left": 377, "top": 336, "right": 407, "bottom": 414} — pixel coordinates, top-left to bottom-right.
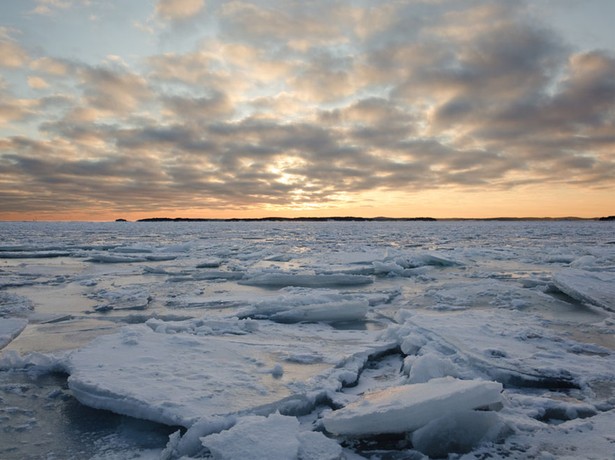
{"left": 1, "top": 220, "right": 614, "bottom": 459}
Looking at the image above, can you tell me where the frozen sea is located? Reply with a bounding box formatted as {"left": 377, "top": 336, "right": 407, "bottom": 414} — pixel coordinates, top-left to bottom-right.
{"left": 1, "top": 220, "right": 614, "bottom": 459}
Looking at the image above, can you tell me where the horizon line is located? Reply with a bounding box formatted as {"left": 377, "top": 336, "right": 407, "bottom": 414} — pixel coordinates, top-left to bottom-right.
{"left": 2, "top": 215, "right": 614, "bottom": 223}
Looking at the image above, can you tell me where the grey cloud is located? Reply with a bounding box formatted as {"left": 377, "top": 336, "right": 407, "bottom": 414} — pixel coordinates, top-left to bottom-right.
{"left": 161, "top": 92, "right": 234, "bottom": 120}
{"left": 2, "top": 0, "right": 615, "bottom": 216}
{"left": 78, "top": 66, "right": 152, "bottom": 114}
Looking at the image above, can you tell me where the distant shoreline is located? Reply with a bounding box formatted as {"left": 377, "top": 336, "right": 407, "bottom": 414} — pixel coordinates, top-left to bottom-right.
{"left": 134, "top": 216, "right": 438, "bottom": 222}
{"left": 129, "top": 216, "right": 615, "bottom": 222}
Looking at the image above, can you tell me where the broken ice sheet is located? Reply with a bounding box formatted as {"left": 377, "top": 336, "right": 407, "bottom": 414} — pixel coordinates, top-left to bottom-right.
{"left": 322, "top": 377, "right": 503, "bottom": 436}
{"left": 0, "top": 318, "right": 27, "bottom": 349}
{"left": 395, "top": 309, "right": 615, "bottom": 388}
{"left": 552, "top": 269, "right": 615, "bottom": 312}
{"left": 66, "top": 318, "right": 396, "bottom": 428}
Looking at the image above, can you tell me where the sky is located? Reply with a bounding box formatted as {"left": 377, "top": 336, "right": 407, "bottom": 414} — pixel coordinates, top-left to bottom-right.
{"left": 1, "top": 0, "right": 614, "bottom": 221}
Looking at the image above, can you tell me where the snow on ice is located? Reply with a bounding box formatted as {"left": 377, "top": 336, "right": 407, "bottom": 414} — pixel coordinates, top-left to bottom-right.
{"left": 66, "top": 318, "right": 395, "bottom": 427}
{"left": 323, "top": 377, "right": 503, "bottom": 436}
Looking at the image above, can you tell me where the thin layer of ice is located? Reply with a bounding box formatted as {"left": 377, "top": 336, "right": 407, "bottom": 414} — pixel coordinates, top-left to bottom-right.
{"left": 323, "top": 377, "right": 503, "bottom": 436}
{"left": 553, "top": 269, "right": 615, "bottom": 312}
{"left": 0, "top": 318, "right": 28, "bottom": 349}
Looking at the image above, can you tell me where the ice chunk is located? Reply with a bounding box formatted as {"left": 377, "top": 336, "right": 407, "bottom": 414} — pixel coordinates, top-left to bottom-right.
{"left": 474, "top": 407, "right": 615, "bottom": 458}
{"left": 270, "top": 300, "right": 369, "bottom": 324}
{"left": 200, "top": 413, "right": 300, "bottom": 460}
{"left": 399, "top": 309, "right": 614, "bottom": 388}
{"left": 196, "top": 258, "right": 223, "bottom": 268}
{"left": 553, "top": 269, "right": 615, "bottom": 312}
{"left": 67, "top": 320, "right": 391, "bottom": 427}
{"left": 0, "top": 292, "right": 33, "bottom": 317}
{"left": 0, "top": 318, "right": 28, "bottom": 349}
{"left": 410, "top": 410, "right": 506, "bottom": 457}
{"left": 405, "top": 352, "right": 459, "bottom": 383}
{"left": 200, "top": 413, "right": 342, "bottom": 460}
{"left": 86, "top": 254, "right": 176, "bottom": 263}
{"left": 239, "top": 273, "right": 373, "bottom": 288}
{"left": 90, "top": 286, "right": 152, "bottom": 311}
{"left": 323, "top": 377, "right": 502, "bottom": 436}
{"left": 0, "top": 251, "right": 71, "bottom": 259}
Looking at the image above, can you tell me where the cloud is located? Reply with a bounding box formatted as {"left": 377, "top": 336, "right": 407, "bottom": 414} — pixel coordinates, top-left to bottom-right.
{"left": 30, "top": 57, "right": 72, "bottom": 76}
{"left": 0, "top": 32, "right": 29, "bottom": 69}
{"left": 77, "top": 65, "right": 153, "bottom": 116}
{"left": 155, "top": 0, "right": 205, "bottom": 23}
{"left": 1, "top": 0, "right": 615, "bottom": 217}
{"left": 31, "top": 0, "right": 70, "bottom": 15}
{"left": 27, "top": 76, "right": 50, "bottom": 90}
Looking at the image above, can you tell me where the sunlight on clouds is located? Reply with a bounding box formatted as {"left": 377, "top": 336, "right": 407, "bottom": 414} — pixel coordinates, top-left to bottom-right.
{"left": 0, "top": 37, "right": 29, "bottom": 69}
{"left": 30, "top": 57, "right": 71, "bottom": 76}
{"left": 156, "top": 0, "right": 205, "bottom": 22}
{"left": 31, "top": 0, "right": 71, "bottom": 15}
{"left": 27, "top": 76, "right": 49, "bottom": 90}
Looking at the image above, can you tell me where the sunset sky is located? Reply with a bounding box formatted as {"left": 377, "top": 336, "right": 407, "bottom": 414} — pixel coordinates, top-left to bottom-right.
{"left": 1, "top": 0, "right": 614, "bottom": 221}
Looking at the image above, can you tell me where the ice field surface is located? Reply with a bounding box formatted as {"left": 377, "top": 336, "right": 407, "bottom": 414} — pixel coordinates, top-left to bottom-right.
{"left": 1, "top": 220, "right": 615, "bottom": 459}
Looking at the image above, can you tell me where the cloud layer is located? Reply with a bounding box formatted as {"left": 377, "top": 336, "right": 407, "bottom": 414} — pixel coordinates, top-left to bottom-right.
{"left": 1, "top": 0, "right": 614, "bottom": 218}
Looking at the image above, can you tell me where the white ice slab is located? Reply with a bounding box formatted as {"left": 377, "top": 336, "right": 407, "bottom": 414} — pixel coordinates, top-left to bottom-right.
{"left": 239, "top": 273, "right": 373, "bottom": 288}
{"left": 323, "top": 377, "right": 502, "bottom": 436}
{"left": 270, "top": 300, "right": 369, "bottom": 323}
{"left": 200, "top": 413, "right": 342, "bottom": 460}
{"left": 398, "top": 309, "right": 615, "bottom": 387}
{"left": 67, "top": 319, "right": 393, "bottom": 428}
{"left": 0, "top": 318, "right": 28, "bottom": 349}
{"left": 553, "top": 269, "right": 615, "bottom": 312}
{"left": 240, "top": 291, "right": 370, "bottom": 323}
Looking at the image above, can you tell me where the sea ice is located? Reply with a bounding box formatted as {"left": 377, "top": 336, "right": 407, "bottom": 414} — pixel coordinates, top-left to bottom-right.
{"left": 239, "top": 290, "right": 370, "bottom": 323}
{"left": 395, "top": 309, "right": 615, "bottom": 388}
{"left": 0, "top": 318, "right": 27, "bottom": 349}
{"left": 323, "top": 377, "right": 503, "bottom": 436}
{"left": 553, "top": 269, "right": 615, "bottom": 312}
{"left": 66, "top": 319, "right": 394, "bottom": 428}
{"left": 239, "top": 273, "right": 373, "bottom": 288}
{"left": 200, "top": 412, "right": 342, "bottom": 460}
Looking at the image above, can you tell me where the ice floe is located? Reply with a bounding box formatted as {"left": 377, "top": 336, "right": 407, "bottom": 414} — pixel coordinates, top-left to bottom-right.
{"left": 323, "top": 377, "right": 503, "bottom": 436}
{"left": 0, "top": 318, "right": 27, "bottom": 349}
{"left": 200, "top": 412, "right": 342, "bottom": 460}
{"left": 238, "top": 290, "right": 370, "bottom": 323}
{"left": 393, "top": 309, "right": 615, "bottom": 388}
{"left": 553, "top": 269, "right": 615, "bottom": 312}
{"left": 239, "top": 273, "right": 374, "bottom": 288}
{"left": 65, "top": 319, "right": 395, "bottom": 427}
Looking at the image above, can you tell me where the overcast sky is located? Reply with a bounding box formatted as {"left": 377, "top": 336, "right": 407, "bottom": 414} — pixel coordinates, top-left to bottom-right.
{"left": 1, "top": 0, "right": 614, "bottom": 220}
